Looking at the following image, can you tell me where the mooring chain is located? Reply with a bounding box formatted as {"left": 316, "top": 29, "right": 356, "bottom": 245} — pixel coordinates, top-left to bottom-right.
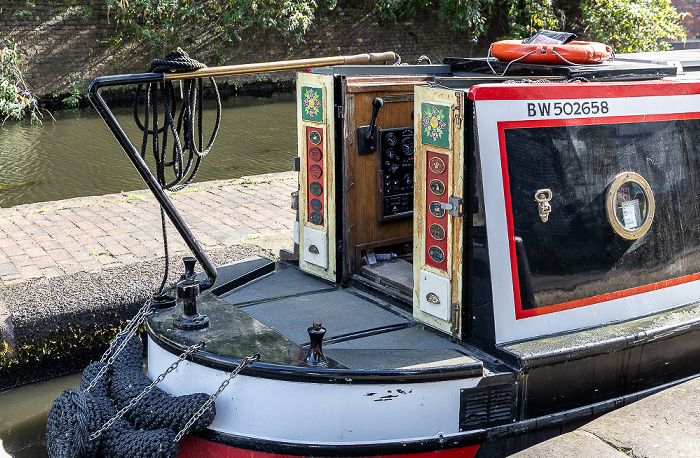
{"left": 99, "top": 299, "right": 154, "bottom": 364}
{"left": 89, "top": 341, "right": 205, "bottom": 442}
{"left": 173, "top": 353, "right": 260, "bottom": 442}
{"left": 83, "top": 300, "right": 155, "bottom": 393}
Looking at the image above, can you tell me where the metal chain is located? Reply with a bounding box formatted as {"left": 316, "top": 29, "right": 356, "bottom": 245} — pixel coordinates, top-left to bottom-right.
{"left": 89, "top": 342, "right": 204, "bottom": 442}
{"left": 99, "top": 300, "right": 154, "bottom": 363}
{"left": 173, "top": 353, "right": 260, "bottom": 442}
{"left": 84, "top": 300, "right": 154, "bottom": 393}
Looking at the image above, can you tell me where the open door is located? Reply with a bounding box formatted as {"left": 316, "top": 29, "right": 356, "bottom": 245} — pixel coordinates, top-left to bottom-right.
{"left": 296, "top": 72, "right": 338, "bottom": 283}
{"left": 413, "top": 86, "right": 465, "bottom": 336}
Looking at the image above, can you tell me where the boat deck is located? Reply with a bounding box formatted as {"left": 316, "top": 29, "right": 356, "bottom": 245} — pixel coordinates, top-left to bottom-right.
{"left": 147, "top": 258, "right": 484, "bottom": 380}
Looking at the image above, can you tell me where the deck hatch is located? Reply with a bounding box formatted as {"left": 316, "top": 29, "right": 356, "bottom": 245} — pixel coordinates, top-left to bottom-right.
{"left": 459, "top": 383, "right": 517, "bottom": 430}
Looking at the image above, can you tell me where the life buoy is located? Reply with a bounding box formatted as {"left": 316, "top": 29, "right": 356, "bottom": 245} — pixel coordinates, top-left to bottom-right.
{"left": 490, "top": 39, "right": 613, "bottom": 65}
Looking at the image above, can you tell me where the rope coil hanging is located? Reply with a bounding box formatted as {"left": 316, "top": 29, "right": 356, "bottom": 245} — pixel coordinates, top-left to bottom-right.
{"left": 134, "top": 48, "right": 221, "bottom": 193}
{"left": 131, "top": 49, "right": 223, "bottom": 294}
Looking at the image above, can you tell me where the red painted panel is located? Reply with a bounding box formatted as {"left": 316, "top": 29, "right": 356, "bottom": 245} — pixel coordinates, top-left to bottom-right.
{"left": 306, "top": 126, "right": 325, "bottom": 226}
{"left": 425, "top": 151, "right": 450, "bottom": 271}
{"left": 178, "top": 435, "right": 480, "bottom": 458}
{"left": 469, "top": 80, "right": 700, "bottom": 101}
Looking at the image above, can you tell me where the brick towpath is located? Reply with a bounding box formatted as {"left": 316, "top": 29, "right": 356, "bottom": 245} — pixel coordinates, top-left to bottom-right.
{"left": 0, "top": 172, "right": 297, "bottom": 286}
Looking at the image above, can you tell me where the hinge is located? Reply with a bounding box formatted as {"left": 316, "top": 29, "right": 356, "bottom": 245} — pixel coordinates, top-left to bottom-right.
{"left": 453, "top": 92, "right": 463, "bottom": 128}
{"left": 336, "top": 105, "right": 344, "bottom": 119}
{"left": 451, "top": 302, "right": 460, "bottom": 336}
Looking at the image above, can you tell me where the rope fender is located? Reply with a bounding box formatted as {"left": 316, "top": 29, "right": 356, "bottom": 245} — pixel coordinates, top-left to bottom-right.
{"left": 47, "top": 362, "right": 180, "bottom": 458}
{"left": 110, "top": 333, "right": 216, "bottom": 433}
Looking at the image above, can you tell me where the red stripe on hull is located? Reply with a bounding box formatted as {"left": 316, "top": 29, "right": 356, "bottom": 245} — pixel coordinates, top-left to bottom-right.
{"left": 178, "top": 435, "right": 480, "bottom": 458}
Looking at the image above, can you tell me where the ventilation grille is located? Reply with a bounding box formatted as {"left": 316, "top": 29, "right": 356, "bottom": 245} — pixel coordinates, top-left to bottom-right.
{"left": 459, "top": 383, "right": 517, "bottom": 431}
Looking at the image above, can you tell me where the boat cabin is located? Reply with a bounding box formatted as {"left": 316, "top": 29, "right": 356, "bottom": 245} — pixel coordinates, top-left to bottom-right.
{"left": 86, "top": 49, "right": 700, "bottom": 457}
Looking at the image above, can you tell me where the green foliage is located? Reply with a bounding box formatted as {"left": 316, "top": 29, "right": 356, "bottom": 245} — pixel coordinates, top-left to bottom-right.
{"left": 376, "top": 0, "right": 685, "bottom": 51}
{"left": 375, "top": 0, "right": 573, "bottom": 42}
{"left": 106, "top": 0, "right": 338, "bottom": 50}
{"left": 0, "top": 323, "right": 121, "bottom": 370}
{"left": 79, "top": 5, "right": 93, "bottom": 19}
{"left": 503, "top": 0, "right": 565, "bottom": 38}
{"left": 62, "top": 80, "right": 85, "bottom": 108}
{"left": 14, "top": 1, "right": 35, "bottom": 19}
{"left": 0, "top": 41, "right": 43, "bottom": 124}
{"left": 582, "top": 0, "right": 686, "bottom": 52}
{"left": 375, "top": 0, "right": 490, "bottom": 41}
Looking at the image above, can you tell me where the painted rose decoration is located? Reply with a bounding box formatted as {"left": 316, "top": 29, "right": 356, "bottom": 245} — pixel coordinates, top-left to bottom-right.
{"left": 422, "top": 105, "right": 447, "bottom": 142}
{"left": 302, "top": 87, "right": 322, "bottom": 122}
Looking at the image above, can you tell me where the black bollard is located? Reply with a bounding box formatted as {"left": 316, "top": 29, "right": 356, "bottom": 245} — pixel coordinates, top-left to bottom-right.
{"left": 304, "top": 322, "right": 328, "bottom": 366}
{"left": 173, "top": 279, "right": 209, "bottom": 330}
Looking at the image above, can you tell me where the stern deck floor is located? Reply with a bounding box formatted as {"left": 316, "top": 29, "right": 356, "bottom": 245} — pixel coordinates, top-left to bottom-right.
{"left": 209, "top": 259, "right": 482, "bottom": 375}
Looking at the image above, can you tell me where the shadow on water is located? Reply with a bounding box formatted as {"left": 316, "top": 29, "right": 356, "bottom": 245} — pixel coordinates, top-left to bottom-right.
{"left": 0, "top": 372, "right": 82, "bottom": 457}
{"left": 0, "top": 92, "right": 297, "bottom": 208}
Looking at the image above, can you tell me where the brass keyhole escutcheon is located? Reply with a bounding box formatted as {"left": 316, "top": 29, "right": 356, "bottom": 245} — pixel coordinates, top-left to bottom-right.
{"left": 534, "top": 189, "right": 552, "bottom": 222}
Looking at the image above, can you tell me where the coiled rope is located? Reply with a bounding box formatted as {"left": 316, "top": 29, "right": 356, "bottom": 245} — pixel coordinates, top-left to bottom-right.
{"left": 133, "top": 49, "right": 222, "bottom": 293}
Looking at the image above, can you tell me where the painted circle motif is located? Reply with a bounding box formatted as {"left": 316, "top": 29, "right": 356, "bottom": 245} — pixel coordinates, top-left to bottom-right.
{"left": 309, "top": 211, "right": 323, "bottom": 225}
{"left": 309, "top": 131, "right": 322, "bottom": 145}
{"left": 429, "top": 223, "right": 446, "bottom": 241}
{"left": 310, "top": 198, "right": 323, "bottom": 211}
{"left": 428, "top": 246, "right": 445, "bottom": 263}
{"left": 429, "top": 179, "right": 446, "bottom": 196}
{"left": 429, "top": 157, "right": 446, "bottom": 174}
{"left": 309, "top": 147, "right": 323, "bottom": 162}
{"left": 309, "top": 164, "right": 323, "bottom": 179}
{"left": 429, "top": 201, "right": 445, "bottom": 218}
{"left": 309, "top": 181, "right": 323, "bottom": 196}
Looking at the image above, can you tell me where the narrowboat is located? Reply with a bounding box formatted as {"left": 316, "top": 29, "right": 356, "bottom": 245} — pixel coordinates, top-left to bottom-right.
{"left": 64, "top": 48, "right": 700, "bottom": 457}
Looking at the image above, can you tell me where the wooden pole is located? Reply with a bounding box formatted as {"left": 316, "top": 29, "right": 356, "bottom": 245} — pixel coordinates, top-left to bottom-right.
{"left": 163, "top": 51, "right": 397, "bottom": 81}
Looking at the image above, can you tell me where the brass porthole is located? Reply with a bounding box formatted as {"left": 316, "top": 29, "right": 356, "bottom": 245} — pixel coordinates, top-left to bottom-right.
{"left": 606, "top": 172, "right": 655, "bottom": 240}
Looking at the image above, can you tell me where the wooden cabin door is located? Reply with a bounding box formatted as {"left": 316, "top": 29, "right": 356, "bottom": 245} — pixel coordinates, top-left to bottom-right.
{"left": 296, "top": 72, "right": 338, "bottom": 283}
{"left": 413, "top": 86, "right": 465, "bottom": 336}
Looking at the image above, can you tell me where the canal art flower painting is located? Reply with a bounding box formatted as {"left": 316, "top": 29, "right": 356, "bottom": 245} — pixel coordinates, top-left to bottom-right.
{"left": 421, "top": 102, "right": 449, "bottom": 148}
{"left": 302, "top": 86, "right": 323, "bottom": 122}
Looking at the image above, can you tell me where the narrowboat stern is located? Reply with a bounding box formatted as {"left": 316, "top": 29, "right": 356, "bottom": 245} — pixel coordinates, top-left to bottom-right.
{"left": 83, "top": 49, "right": 700, "bottom": 457}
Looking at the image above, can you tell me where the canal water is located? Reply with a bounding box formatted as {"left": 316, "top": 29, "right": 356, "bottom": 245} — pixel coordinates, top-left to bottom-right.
{"left": 0, "top": 93, "right": 297, "bottom": 456}
{"left": 0, "top": 92, "right": 297, "bottom": 208}
{"left": 0, "top": 371, "right": 81, "bottom": 457}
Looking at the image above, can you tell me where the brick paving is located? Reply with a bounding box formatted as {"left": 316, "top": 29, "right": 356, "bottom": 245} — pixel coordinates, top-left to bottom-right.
{"left": 0, "top": 172, "right": 297, "bottom": 286}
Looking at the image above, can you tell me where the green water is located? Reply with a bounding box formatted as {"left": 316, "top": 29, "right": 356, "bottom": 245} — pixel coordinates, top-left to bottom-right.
{"left": 0, "top": 372, "right": 82, "bottom": 457}
{"left": 0, "top": 93, "right": 297, "bottom": 208}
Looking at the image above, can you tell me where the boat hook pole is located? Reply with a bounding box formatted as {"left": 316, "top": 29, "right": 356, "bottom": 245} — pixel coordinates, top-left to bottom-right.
{"left": 88, "top": 52, "right": 397, "bottom": 291}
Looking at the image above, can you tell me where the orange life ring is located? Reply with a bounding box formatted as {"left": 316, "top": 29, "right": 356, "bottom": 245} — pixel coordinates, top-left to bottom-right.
{"left": 490, "top": 39, "right": 613, "bottom": 65}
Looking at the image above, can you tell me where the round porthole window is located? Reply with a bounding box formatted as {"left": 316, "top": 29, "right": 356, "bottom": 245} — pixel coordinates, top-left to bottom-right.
{"left": 605, "top": 172, "right": 655, "bottom": 240}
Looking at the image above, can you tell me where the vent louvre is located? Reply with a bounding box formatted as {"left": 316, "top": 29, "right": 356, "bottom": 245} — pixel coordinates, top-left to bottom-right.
{"left": 459, "top": 383, "right": 517, "bottom": 431}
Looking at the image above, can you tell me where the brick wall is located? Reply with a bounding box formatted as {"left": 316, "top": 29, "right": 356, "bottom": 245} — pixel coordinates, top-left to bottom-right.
{"left": 1, "top": 1, "right": 481, "bottom": 96}
{"left": 673, "top": 0, "right": 700, "bottom": 40}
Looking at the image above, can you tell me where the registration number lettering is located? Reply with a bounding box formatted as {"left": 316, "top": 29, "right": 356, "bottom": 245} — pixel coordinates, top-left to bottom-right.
{"left": 527, "top": 101, "right": 609, "bottom": 117}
